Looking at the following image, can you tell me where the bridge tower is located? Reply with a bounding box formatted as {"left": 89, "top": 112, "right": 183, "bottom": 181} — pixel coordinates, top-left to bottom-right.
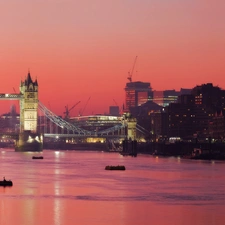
{"left": 127, "top": 117, "right": 137, "bottom": 140}
{"left": 15, "top": 72, "right": 43, "bottom": 152}
{"left": 121, "top": 113, "right": 137, "bottom": 156}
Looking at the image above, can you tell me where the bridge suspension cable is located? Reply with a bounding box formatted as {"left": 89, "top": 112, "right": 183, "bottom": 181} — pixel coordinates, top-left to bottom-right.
{"left": 97, "top": 124, "right": 126, "bottom": 136}
{"left": 136, "top": 124, "right": 150, "bottom": 135}
{"left": 38, "top": 102, "right": 146, "bottom": 138}
{"left": 38, "top": 101, "right": 91, "bottom": 135}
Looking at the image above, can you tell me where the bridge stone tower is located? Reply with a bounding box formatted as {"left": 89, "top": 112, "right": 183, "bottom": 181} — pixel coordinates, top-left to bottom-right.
{"left": 15, "top": 72, "right": 43, "bottom": 152}
{"left": 127, "top": 117, "right": 137, "bottom": 140}
{"left": 121, "top": 113, "right": 137, "bottom": 156}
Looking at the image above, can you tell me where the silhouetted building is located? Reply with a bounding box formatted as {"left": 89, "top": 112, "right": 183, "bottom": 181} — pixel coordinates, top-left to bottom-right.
{"left": 129, "top": 100, "right": 162, "bottom": 141}
{"left": 166, "top": 99, "right": 195, "bottom": 139}
{"left": 124, "top": 81, "right": 153, "bottom": 112}
{"left": 149, "top": 108, "right": 168, "bottom": 141}
{"left": 124, "top": 81, "right": 225, "bottom": 141}
{"left": 153, "top": 89, "right": 192, "bottom": 107}
{"left": 191, "top": 83, "right": 225, "bottom": 111}
{"left": 109, "top": 106, "right": 120, "bottom": 116}
{"left": 0, "top": 105, "right": 20, "bottom": 133}
{"left": 130, "top": 100, "right": 162, "bottom": 117}
{"left": 165, "top": 84, "right": 225, "bottom": 140}
{"left": 153, "top": 91, "right": 164, "bottom": 106}
{"left": 209, "top": 111, "right": 225, "bottom": 140}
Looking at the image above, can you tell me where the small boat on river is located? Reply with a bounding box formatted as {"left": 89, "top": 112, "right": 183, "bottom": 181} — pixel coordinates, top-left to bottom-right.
{"left": 32, "top": 156, "right": 44, "bottom": 159}
{"left": 105, "top": 165, "right": 126, "bottom": 170}
{"left": 0, "top": 177, "right": 13, "bottom": 187}
{"left": 120, "top": 152, "right": 137, "bottom": 157}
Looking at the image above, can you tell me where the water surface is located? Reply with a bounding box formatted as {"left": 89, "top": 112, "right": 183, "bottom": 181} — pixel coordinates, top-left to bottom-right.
{"left": 0, "top": 149, "right": 225, "bottom": 225}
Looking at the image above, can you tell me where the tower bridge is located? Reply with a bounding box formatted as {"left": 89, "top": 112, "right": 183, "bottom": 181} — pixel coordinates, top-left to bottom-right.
{"left": 0, "top": 72, "right": 145, "bottom": 151}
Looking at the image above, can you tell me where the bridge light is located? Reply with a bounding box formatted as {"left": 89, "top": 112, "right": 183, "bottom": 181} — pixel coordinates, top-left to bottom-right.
{"left": 27, "top": 135, "right": 34, "bottom": 143}
{"left": 5, "top": 94, "right": 9, "bottom": 97}
{"left": 35, "top": 136, "right": 40, "bottom": 142}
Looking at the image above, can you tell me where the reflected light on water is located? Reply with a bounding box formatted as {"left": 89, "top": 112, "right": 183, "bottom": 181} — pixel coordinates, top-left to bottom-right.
{"left": 0, "top": 150, "right": 225, "bottom": 225}
{"left": 54, "top": 151, "right": 60, "bottom": 156}
{"left": 54, "top": 199, "right": 61, "bottom": 225}
{"left": 155, "top": 156, "right": 159, "bottom": 162}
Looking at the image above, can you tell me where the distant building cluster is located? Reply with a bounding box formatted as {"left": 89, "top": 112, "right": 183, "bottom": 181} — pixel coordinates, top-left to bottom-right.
{"left": 1, "top": 80, "right": 225, "bottom": 144}
{"left": 0, "top": 105, "right": 20, "bottom": 133}
{"left": 118, "top": 81, "right": 225, "bottom": 142}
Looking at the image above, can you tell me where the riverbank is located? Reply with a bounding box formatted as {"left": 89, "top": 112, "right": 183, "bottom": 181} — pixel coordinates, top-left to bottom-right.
{"left": 2, "top": 141, "right": 225, "bottom": 160}
{"left": 137, "top": 141, "right": 225, "bottom": 160}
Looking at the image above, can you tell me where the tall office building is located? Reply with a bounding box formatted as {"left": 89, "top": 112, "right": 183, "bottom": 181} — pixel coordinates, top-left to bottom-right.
{"left": 153, "top": 89, "right": 191, "bottom": 107}
{"left": 124, "top": 81, "right": 153, "bottom": 112}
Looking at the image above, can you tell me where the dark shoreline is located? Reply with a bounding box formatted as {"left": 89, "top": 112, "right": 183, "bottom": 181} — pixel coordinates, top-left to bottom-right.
{"left": 42, "top": 141, "right": 225, "bottom": 161}
{"left": 137, "top": 142, "right": 225, "bottom": 160}
{"left": 2, "top": 141, "right": 225, "bottom": 160}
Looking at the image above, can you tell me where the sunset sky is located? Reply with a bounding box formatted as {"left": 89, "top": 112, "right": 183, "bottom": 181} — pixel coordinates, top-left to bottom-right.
{"left": 0, "top": 0, "right": 224, "bottom": 117}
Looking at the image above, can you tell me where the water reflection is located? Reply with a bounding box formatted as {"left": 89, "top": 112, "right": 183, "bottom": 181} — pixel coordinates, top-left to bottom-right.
{"left": 54, "top": 198, "right": 61, "bottom": 225}
{"left": 0, "top": 149, "right": 225, "bottom": 225}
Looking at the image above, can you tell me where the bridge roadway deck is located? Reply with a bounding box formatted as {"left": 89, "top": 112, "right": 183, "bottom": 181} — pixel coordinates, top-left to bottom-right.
{"left": 0, "top": 93, "right": 23, "bottom": 99}
{"left": 44, "top": 133, "right": 126, "bottom": 138}
{"left": 0, "top": 133, "right": 126, "bottom": 139}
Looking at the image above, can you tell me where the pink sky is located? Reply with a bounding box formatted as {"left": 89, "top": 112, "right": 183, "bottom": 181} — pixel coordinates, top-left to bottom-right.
{"left": 0, "top": 0, "right": 225, "bottom": 117}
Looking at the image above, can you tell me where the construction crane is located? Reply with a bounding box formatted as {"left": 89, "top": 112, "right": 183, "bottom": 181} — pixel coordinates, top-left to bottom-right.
{"left": 64, "top": 101, "right": 81, "bottom": 119}
{"left": 113, "top": 99, "right": 122, "bottom": 115}
{"left": 113, "top": 99, "right": 118, "bottom": 106}
{"left": 127, "top": 56, "right": 138, "bottom": 82}
{"left": 79, "top": 97, "right": 91, "bottom": 116}
{"left": 48, "top": 102, "right": 52, "bottom": 110}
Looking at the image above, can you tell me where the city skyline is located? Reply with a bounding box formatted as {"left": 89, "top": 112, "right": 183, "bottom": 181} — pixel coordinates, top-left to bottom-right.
{"left": 0, "top": 0, "right": 224, "bottom": 116}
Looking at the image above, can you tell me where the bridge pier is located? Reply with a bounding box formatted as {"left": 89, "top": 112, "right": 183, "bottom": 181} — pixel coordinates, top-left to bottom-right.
{"left": 15, "top": 131, "right": 43, "bottom": 152}
{"left": 121, "top": 113, "right": 138, "bottom": 156}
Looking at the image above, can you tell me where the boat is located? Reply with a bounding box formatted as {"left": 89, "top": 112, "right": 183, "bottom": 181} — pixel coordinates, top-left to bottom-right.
{"left": 0, "top": 178, "right": 13, "bottom": 187}
{"left": 120, "top": 152, "right": 137, "bottom": 157}
{"left": 105, "top": 165, "right": 126, "bottom": 170}
{"left": 32, "top": 156, "right": 44, "bottom": 159}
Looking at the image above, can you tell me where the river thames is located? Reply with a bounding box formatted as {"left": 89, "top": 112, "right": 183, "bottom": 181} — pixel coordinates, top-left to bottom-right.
{"left": 0, "top": 149, "right": 225, "bottom": 225}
